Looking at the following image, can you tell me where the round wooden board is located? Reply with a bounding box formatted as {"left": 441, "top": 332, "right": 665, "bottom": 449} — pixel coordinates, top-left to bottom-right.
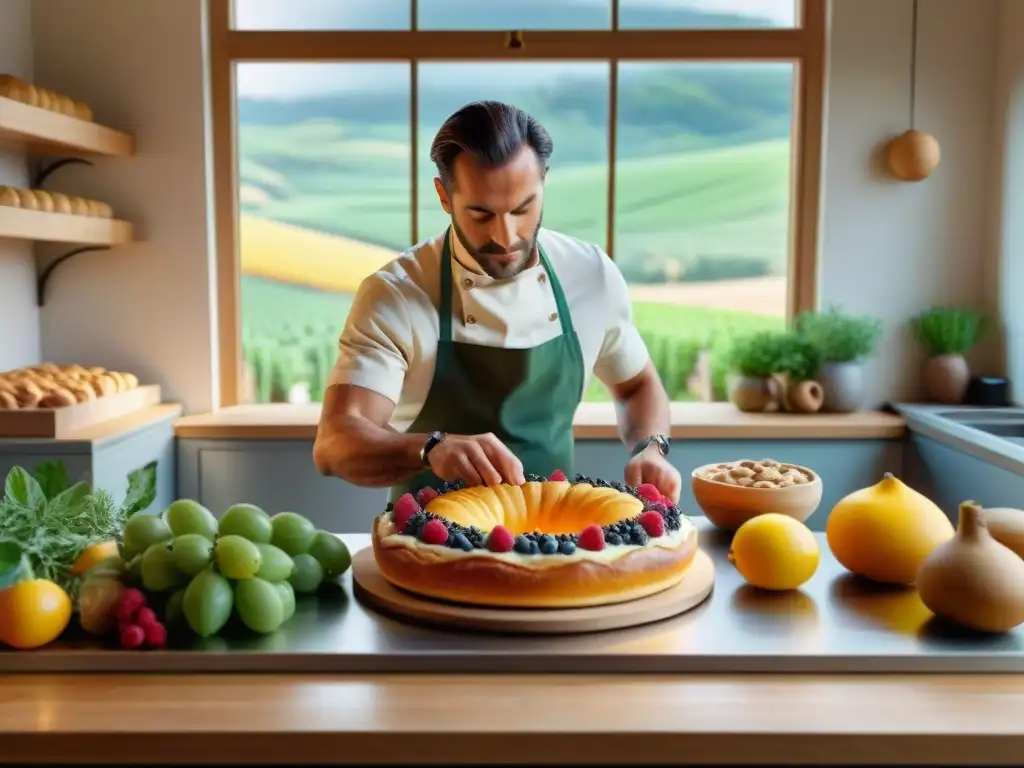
{"left": 351, "top": 546, "right": 715, "bottom": 635}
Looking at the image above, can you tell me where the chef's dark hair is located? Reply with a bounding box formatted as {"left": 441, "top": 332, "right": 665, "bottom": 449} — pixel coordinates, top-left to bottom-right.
{"left": 430, "top": 100, "right": 553, "bottom": 190}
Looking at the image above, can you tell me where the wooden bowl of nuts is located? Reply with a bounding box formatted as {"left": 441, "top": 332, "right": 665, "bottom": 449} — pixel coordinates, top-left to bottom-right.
{"left": 691, "top": 458, "right": 823, "bottom": 530}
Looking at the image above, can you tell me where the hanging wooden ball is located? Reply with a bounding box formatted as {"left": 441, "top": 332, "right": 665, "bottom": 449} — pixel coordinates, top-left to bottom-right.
{"left": 884, "top": 129, "right": 941, "bottom": 181}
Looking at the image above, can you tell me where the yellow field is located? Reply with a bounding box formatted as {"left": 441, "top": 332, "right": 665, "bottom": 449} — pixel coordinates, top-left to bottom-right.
{"left": 240, "top": 215, "right": 398, "bottom": 293}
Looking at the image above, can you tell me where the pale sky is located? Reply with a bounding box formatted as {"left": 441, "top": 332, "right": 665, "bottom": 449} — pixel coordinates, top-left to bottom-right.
{"left": 235, "top": 0, "right": 795, "bottom": 98}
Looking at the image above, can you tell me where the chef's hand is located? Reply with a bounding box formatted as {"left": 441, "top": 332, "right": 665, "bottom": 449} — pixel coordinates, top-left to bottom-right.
{"left": 428, "top": 433, "right": 526, "bottom": 487}
{"left": 624, "top": 443, "right": 681, "bottom": 504}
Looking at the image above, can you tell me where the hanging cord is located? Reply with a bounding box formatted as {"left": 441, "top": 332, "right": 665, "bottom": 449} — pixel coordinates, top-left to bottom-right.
{"left": 909, "top": 0, "right": 919, "bottom": 129}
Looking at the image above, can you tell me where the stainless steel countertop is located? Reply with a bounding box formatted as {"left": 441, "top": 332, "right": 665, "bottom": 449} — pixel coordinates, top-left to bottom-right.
{"left": 4, "top": 516, "right": 1023, "bottom": 674}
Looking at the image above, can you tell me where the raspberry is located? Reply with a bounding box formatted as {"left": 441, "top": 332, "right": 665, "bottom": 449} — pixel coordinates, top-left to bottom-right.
{"left": 639, "top": 511, "right": 665, "bottom": 538}
{"left": 549, "top": 469, "right": 567, "bottom": 482}
{"left": 114, "top": 588, "right": 147, "bottom": 625}
{"left": 119, "top": 623, "right": 146, "bottom": 650}
{"left": 486, "top": 525, "right": 515, "bottom": 553}
{"left": 143, "top": 621, "right": 167, "bottom": 649}
{"left": 416, "top": 487, "right": 440, "bottom": 507}
{"left": 135, "top": 607, "right": 159, "bottom": 629}
{"left": 393, "top": 493, "right": 421, "bottom": 533}
{"left": 420, "top": 519, "right": 449, "bottom": 546}
{"left": 578, "top": 524, "right": 605, "bottom": 551}
{"left": 637, "top": 483, "right": 662, "bottom": 502}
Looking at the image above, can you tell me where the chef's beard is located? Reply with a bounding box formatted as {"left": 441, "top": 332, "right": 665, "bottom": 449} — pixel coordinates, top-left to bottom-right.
{"left": 451, "top": 213, "right": 543, "bottom": 281}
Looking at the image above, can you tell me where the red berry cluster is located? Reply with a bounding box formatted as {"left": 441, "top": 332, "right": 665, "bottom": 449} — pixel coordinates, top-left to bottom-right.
{"left": 114, "top": 588, "right": 167, "bottom": 650}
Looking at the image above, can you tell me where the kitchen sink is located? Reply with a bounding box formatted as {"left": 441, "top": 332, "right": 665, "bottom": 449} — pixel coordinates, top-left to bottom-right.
{"left": 937, "top": 408, "right": 1024, "bottom": 423}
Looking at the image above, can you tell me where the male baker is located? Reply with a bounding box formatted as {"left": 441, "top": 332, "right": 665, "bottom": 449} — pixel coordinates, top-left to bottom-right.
{"left": 313, "top": 100, "right": 680, "bottom": 504}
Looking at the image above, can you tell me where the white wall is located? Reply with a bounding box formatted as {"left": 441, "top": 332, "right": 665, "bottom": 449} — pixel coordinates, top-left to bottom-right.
{"left": 16, "top": 0, "right": 1018, "bottom": 413}
{"left": 820, "top": 0, "right": 1000, "bottom": 407}
{"left": 0, "top": 0, "right": 40, "bottom": 371}
{"left": 29, "top": 0, "right": 219, "bottom": 413}
{"left": 989, "top": 0, "right": 1024, "bottom": 403}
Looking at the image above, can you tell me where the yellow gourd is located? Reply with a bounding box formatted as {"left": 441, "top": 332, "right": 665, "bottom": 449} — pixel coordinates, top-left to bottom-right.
{"left": 983, "top": 507, "right": 1024, "bottom": 559}
{"left": 917, "top": 501, "right": 1024, "bottom": 633}
{"left": 825, "top": 473, "right": 954, "bottom": 585}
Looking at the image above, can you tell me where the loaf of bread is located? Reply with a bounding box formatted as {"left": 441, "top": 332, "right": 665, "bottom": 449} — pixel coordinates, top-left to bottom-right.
{"left": 0, "top": 363, "right": 140, "bottom": 410}
{"left": 0, "top": 73, "right": 93, "bottom": 121}
{"left": 0, "top": 185, "right": 114, "bottom": 218}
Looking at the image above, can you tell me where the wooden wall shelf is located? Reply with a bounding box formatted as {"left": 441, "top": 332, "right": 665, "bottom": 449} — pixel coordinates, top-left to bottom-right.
{"left": 0, "top": 96, "right": 134, "bottom": 157}
{"left": 0, "top": 206, "right": 132, "bottom": 245}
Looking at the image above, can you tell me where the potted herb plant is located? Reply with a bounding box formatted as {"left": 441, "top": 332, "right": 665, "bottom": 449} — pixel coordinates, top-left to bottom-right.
{"left": 910, "top": 306, "right": 988, "bottom": 404}
{"left": 772, "top": 330, "right": 825, "bottom": 413}
{"left": 793, "top": 307, "right": 884, "bottom": 413}
{"left": 723, "top": 330, "right": 784, "bottom": 412}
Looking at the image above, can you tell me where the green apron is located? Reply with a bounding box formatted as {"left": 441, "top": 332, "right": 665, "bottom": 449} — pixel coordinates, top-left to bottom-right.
{"left": 388, "top": 228, "right": 585, "bottom": 502}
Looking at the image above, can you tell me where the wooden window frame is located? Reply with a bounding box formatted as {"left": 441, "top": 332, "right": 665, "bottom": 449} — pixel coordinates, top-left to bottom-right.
{"left": 209, "top": 0, "right": 827, "bottom": 407}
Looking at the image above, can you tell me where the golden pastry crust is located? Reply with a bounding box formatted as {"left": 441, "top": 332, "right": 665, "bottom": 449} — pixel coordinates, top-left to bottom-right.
{"left": 372, "top": 516, "right": 698, "bottom": 608}
{"left": 372, "top": 480, "right": 699, "bottom": 608}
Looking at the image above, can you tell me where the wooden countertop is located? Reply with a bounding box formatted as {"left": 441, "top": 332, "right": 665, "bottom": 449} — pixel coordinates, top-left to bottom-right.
{"left": 3, "top": 672, "right": 1022, "bottom": 765}
{"left": 174, "top": 402, "right": 906, "bottom": 441}
{"left": 0, "top": 404, "right": 183, "bottom": 445}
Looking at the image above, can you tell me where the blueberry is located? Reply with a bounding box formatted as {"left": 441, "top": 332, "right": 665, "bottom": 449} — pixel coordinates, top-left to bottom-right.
{"left": 514, "top": 535, "right": 533, "bottom": 554}
{"left": 539, "top": 535, "right": 558, "bottom": 555}
{"left": 606, "top": 532, "right": 623, "bottom": 546}
{"left": 528, "top": 540, "right": 540, "bottom": 555}
{"left": 451, "top": 533, "right": 473, "bottom": 551}
{"left": 558, "top": 540, "right": 576, "bottom": 555}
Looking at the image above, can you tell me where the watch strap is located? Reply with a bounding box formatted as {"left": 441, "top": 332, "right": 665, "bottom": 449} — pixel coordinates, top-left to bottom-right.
{"left": 420, "top": 431, "right": 446, "bottom": 465}
{"left": 631, "top": 434, "right": 670, "bottom": 457}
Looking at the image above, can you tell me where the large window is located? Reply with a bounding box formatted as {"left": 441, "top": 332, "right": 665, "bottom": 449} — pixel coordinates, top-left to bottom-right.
{"left": 211, "top": 0, "right": 825, "bottom": 407}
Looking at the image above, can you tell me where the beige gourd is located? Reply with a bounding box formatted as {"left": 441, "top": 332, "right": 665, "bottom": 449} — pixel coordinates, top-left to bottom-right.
{"left": 916, "top": 500, "right": 1024, "bottom": 633}
{"left": 983, "top": 507, "right": 1024, "bottom": 559}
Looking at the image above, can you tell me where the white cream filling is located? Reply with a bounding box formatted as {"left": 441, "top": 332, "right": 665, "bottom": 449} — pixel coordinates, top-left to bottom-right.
{"left": 376, "top": 513, "right": 696, "bottom": 565}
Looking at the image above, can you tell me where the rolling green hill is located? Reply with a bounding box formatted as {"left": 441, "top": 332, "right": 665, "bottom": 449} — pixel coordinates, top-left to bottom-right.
{"left": 235, "top": 53, "right": 792, "bottom": 403}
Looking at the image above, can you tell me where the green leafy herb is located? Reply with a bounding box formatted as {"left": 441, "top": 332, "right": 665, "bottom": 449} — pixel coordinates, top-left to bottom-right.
{"left": 793, "top": 307, "right": 884, "bottom": 363}
{"left": 33, "top": 461, "right": 72, "bottom": 500}
{"left": 4, "top": 467, "right": 46, "bottom": 509}
{"left": 724, "top": 330, "right": 788, "bottom": 378}
{"left": 123, "top": 461, "right": 157, "bottom": 518}
{"left": 910, "top": 306, "right": 988, "bottom": 356}
{"left": 0, "top": 459, "right": 159, "bottom": 599}
{"left": 0, "top": 541, "right": 34, "bottom": 589}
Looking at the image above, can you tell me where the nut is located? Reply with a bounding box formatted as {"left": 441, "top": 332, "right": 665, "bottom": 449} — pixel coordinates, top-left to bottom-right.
{"left": 699, "top": 459, "right": 813, "bottom": 489}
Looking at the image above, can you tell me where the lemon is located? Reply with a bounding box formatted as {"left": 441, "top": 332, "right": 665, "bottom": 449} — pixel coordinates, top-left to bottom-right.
{"left": 728, "top": 513, "right": 819, "bottom": 591}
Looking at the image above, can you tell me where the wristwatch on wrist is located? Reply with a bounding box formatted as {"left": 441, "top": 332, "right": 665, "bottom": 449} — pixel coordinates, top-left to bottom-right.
{"left": 420, "top": 430, "right": 446, "bottom": 466}
{"left": 631, "top": 433, "right": 670, "bottom": 458}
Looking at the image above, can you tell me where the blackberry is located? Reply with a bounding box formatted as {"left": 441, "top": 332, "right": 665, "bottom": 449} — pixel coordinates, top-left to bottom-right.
{"left": 605, "top": 532, "right": 623, "bottom": 546}
{"left": 385, "top": 501, "right": 395, "bottom": 513}
{"left": 514, "top": 535, "right": 534, "bottom": 554}
{"left": 539, "top": 534, "right": 558, "bottom": 555}
{"left": 558, "top": 540, "right": 577, "bottom": 555}
{"left": 403, "top": 512, "right": 428, "bottom": 538}
{"left": 526, "top": 473, "right": 544, "bottom": 483}
{"left": 595, "top": 478, "right": 609, "bottom": 488}
{"left": 630, "top": 528, "right": 649, "bottom": 546}
{"left": 611, "top": 481, "right": 627, "bottom": 493}
{"left": 466, "top": 526, "right": 487, "bottom": 548}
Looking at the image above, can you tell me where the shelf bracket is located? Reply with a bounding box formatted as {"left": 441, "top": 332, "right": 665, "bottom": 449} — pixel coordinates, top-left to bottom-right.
{"left": 37, "top": 245, "right": 109, "bottom": 307}
{"left": 33, "top": 157, "right": 94, "bottom": 189}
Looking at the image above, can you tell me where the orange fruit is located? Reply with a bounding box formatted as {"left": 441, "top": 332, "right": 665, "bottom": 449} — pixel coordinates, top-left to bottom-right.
{"left": 0, "top": 579, "right": 73, "bottom": 649}
{"left": 71, "top": 540, "right": 119, "bottom": 576}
